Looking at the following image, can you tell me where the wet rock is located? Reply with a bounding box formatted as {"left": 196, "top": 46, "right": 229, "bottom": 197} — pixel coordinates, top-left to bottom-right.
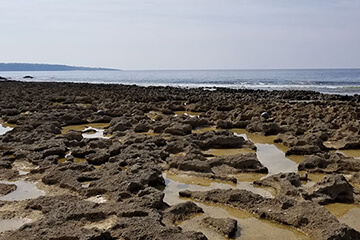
{"left": 308, "top": 174, "right": 354, "bottom": 204}
{"left": 44, "top": 154, "right": 60, "bottom": 163}
{"left": 42, "top": 162, "right": 95, "bottom": 191}
{"left": 350, "top": 172, "right": 360, "bottom": 186}
{"left": 164, "top": 138, "right": 188, "bottom": 154}
{"left": 285, "top": 134, "right": 328, "bottom": 156}
{"left": 183, "top": 118, "right": 211, "bottom": 128}
{"left": 340, "top": 135, "right": 360, "bottom": 149}
{"left": 1, "top": 108, "right": 22, "bottom": 116}
{"left": 134, "top": 122, "right": 150, "bottom": 133}
{"left": 165, "top": 123, "right": 192, "bottom": 136}
{"left": 0, "top": 183, "right": 17, "bottom": 196}
{"left": 12, "top": 195, "right": 114, "bottom": 240}
{"left": 110, "top": 214, "right": 207, "bottom": 240}
{"left": 63, "top": 130, "right": 83, "bottom": 141}
{"left": 42, "top": 146, "right": 67, "bottom": 159}
{"left": 254, "top": 172, "right": 305, "bottom": 198}
{"left": 152, "top": 122, "right": 170, "bottom": 133}
{"left": 84, "top": 163, "right": 165, "bottom": 200}
{"left": 108, "top": 118, "right": 132, "bottom": 132}
{"left": 36, "top": 123, "right": 62, "bottom": 135}
{"left": 72, "top": 146, "right": 96, "bottom": 158}
{"left": 274, "top": 133, "right": 298, "bottom": 147}
{"left": 167, "top": 152, "right": 265, "bottom": 181}
{"left": 0, "top": 169, "right": 18, "bottom": 180}
{"left": 85, "top": 150, "right": 110, "bottom": 165}
{"left": 194, "top": 130, "right": 256, "bottom": 150}
{"left": 216, "top": 120, "right": 235, "bottom": 129}
{"left": 170, "top": 158, "right": 213, "bottom": 173}
{"left": 87, "top": 138, "right": 112, "bottom": 149}
{"left": 88, "top": 115, "right": 112, "bottom": 123}
{"left": 202, "top": 217, "right": 237, "bottom": 238}
{"left": 298, "top": 152, "right": 360, "bottom": 173}
{"left": 64, "top": 115, "right": 89, "bottom": 125}
{"left": 286, "top": 144, "right": 322, "bottom": 156}
{"left": 209, "top": 153, "right": 268, "bottom": 173}
{"left": 166, "top": 103, "right": 185, "bottom": 111}
{"left": 163, "top": 201, "right": 203, "bottom": 224}
{"left": 216, "top": 104, "right": 235, "bottom": 111}
{"left": 246, "top": 121, "right": 282, "bottom": 136}
{"left": 0, "top": 159, "right": 12, "bottom": 169}
{"left": 108, "top": 141, "right": 123, "bottom": 156}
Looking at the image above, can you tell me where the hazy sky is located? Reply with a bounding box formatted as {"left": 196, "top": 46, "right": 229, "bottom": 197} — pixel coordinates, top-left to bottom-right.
{"left": 0, "top": 0, "right": 359, "bottom": 70}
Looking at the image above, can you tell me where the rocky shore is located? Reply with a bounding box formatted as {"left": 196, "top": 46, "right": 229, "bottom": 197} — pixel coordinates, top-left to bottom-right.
{"left": 0, "top": 81, "right": 360, "bottom": 240}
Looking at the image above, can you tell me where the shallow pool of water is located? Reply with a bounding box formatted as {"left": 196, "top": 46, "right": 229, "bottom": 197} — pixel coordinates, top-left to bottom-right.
{"left": 0, "top": 123, "right": 13, "bottom": 135}
{"left": 164, "top": 172, "right": 271, "bottom": 198}
{"left": 337, "top": 208, "right": 360, "bottom": 232}
{"left": 0, "top": 180, "right": 45, "bottom": 201}
{"left": 60, "top": 123, "right": 111, "bottom": 140}
{"left": 0, "top": 218, "right": 32, "bottom": 233}
{"left": 229, "top": 129, "right": 298, "bottom": 175}
{"left": 255, "top": 143, "right": 298, "bottom": 175}
{"left": 163, "top": 172, "right": 309, "bottom": 240}
{"left": 337, "top": 150, "right": 360, "bottom": 158}
{"left": 325, "top": 203, "right": 360, "bottom": 218}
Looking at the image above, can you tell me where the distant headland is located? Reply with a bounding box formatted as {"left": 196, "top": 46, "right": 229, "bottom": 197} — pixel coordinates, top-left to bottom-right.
{"left": 0, "top": 63, "right": 120, "bottom": 71}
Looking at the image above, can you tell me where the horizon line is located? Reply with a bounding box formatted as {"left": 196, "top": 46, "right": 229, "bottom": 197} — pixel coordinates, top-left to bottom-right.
{"left": 1, "top": 62, "right": 359, "bottom": 71}
{"left": 123, "top": 67, "right": 360, "bottom": 71}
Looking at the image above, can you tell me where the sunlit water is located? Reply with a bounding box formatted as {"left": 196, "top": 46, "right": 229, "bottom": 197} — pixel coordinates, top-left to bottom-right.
{"left": 0, "top": 180, "right": 44, "bottom": 201}
{"left": 2, "top": 69, "right": 360, "bottom": 95}
{"left": 0, "top": 123, "right": 13, "bottom": 135}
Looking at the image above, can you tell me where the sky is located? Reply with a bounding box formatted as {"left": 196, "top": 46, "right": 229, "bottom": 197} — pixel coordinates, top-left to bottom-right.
{"left": 0, "top": 0, "right": 359, "bottom": 70}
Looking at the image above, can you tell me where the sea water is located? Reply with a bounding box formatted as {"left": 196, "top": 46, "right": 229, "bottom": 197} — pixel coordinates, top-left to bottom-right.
{"left": 1, "top": 69, "right": 360, "bottom": 95}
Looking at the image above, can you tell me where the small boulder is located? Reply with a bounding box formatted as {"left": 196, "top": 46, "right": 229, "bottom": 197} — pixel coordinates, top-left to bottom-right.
{"left": 163, "top": 201, "right": 203, "bottom": 223}
{"left": 261, "top": 112, "right": 270, "bottom": 119}
{"left": 85, "top": 150, "right": 110, "bottom": 165}
{"left": 165, "top": 124, "right": 192, "bottom": 136}
{"left": 97, "top": 110, "right": 105, "bottom": 116}
{"left": 202, "top": 217, "right": 237, "bottom": 238}
{"left": 309, "top": 174, "right": 354, "bottom": 204}
{"left": 0, "top": 183, "right": 17, "bottom": 196}
{"left": 63, "top": 130, "right": 83, "bottom": 142}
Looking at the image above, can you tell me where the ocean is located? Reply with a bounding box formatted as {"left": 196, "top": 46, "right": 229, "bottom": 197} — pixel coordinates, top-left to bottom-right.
{"left": 1, "top": 69, "right": 360, "bottom": 95}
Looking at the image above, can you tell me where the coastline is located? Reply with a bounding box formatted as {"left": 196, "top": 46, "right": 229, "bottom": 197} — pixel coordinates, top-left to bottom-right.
{"left": 0, "top": 81, "right": 360, "bottom": 239}
{"left": 1, "top": 68, "right": 360, "bottom": 95}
